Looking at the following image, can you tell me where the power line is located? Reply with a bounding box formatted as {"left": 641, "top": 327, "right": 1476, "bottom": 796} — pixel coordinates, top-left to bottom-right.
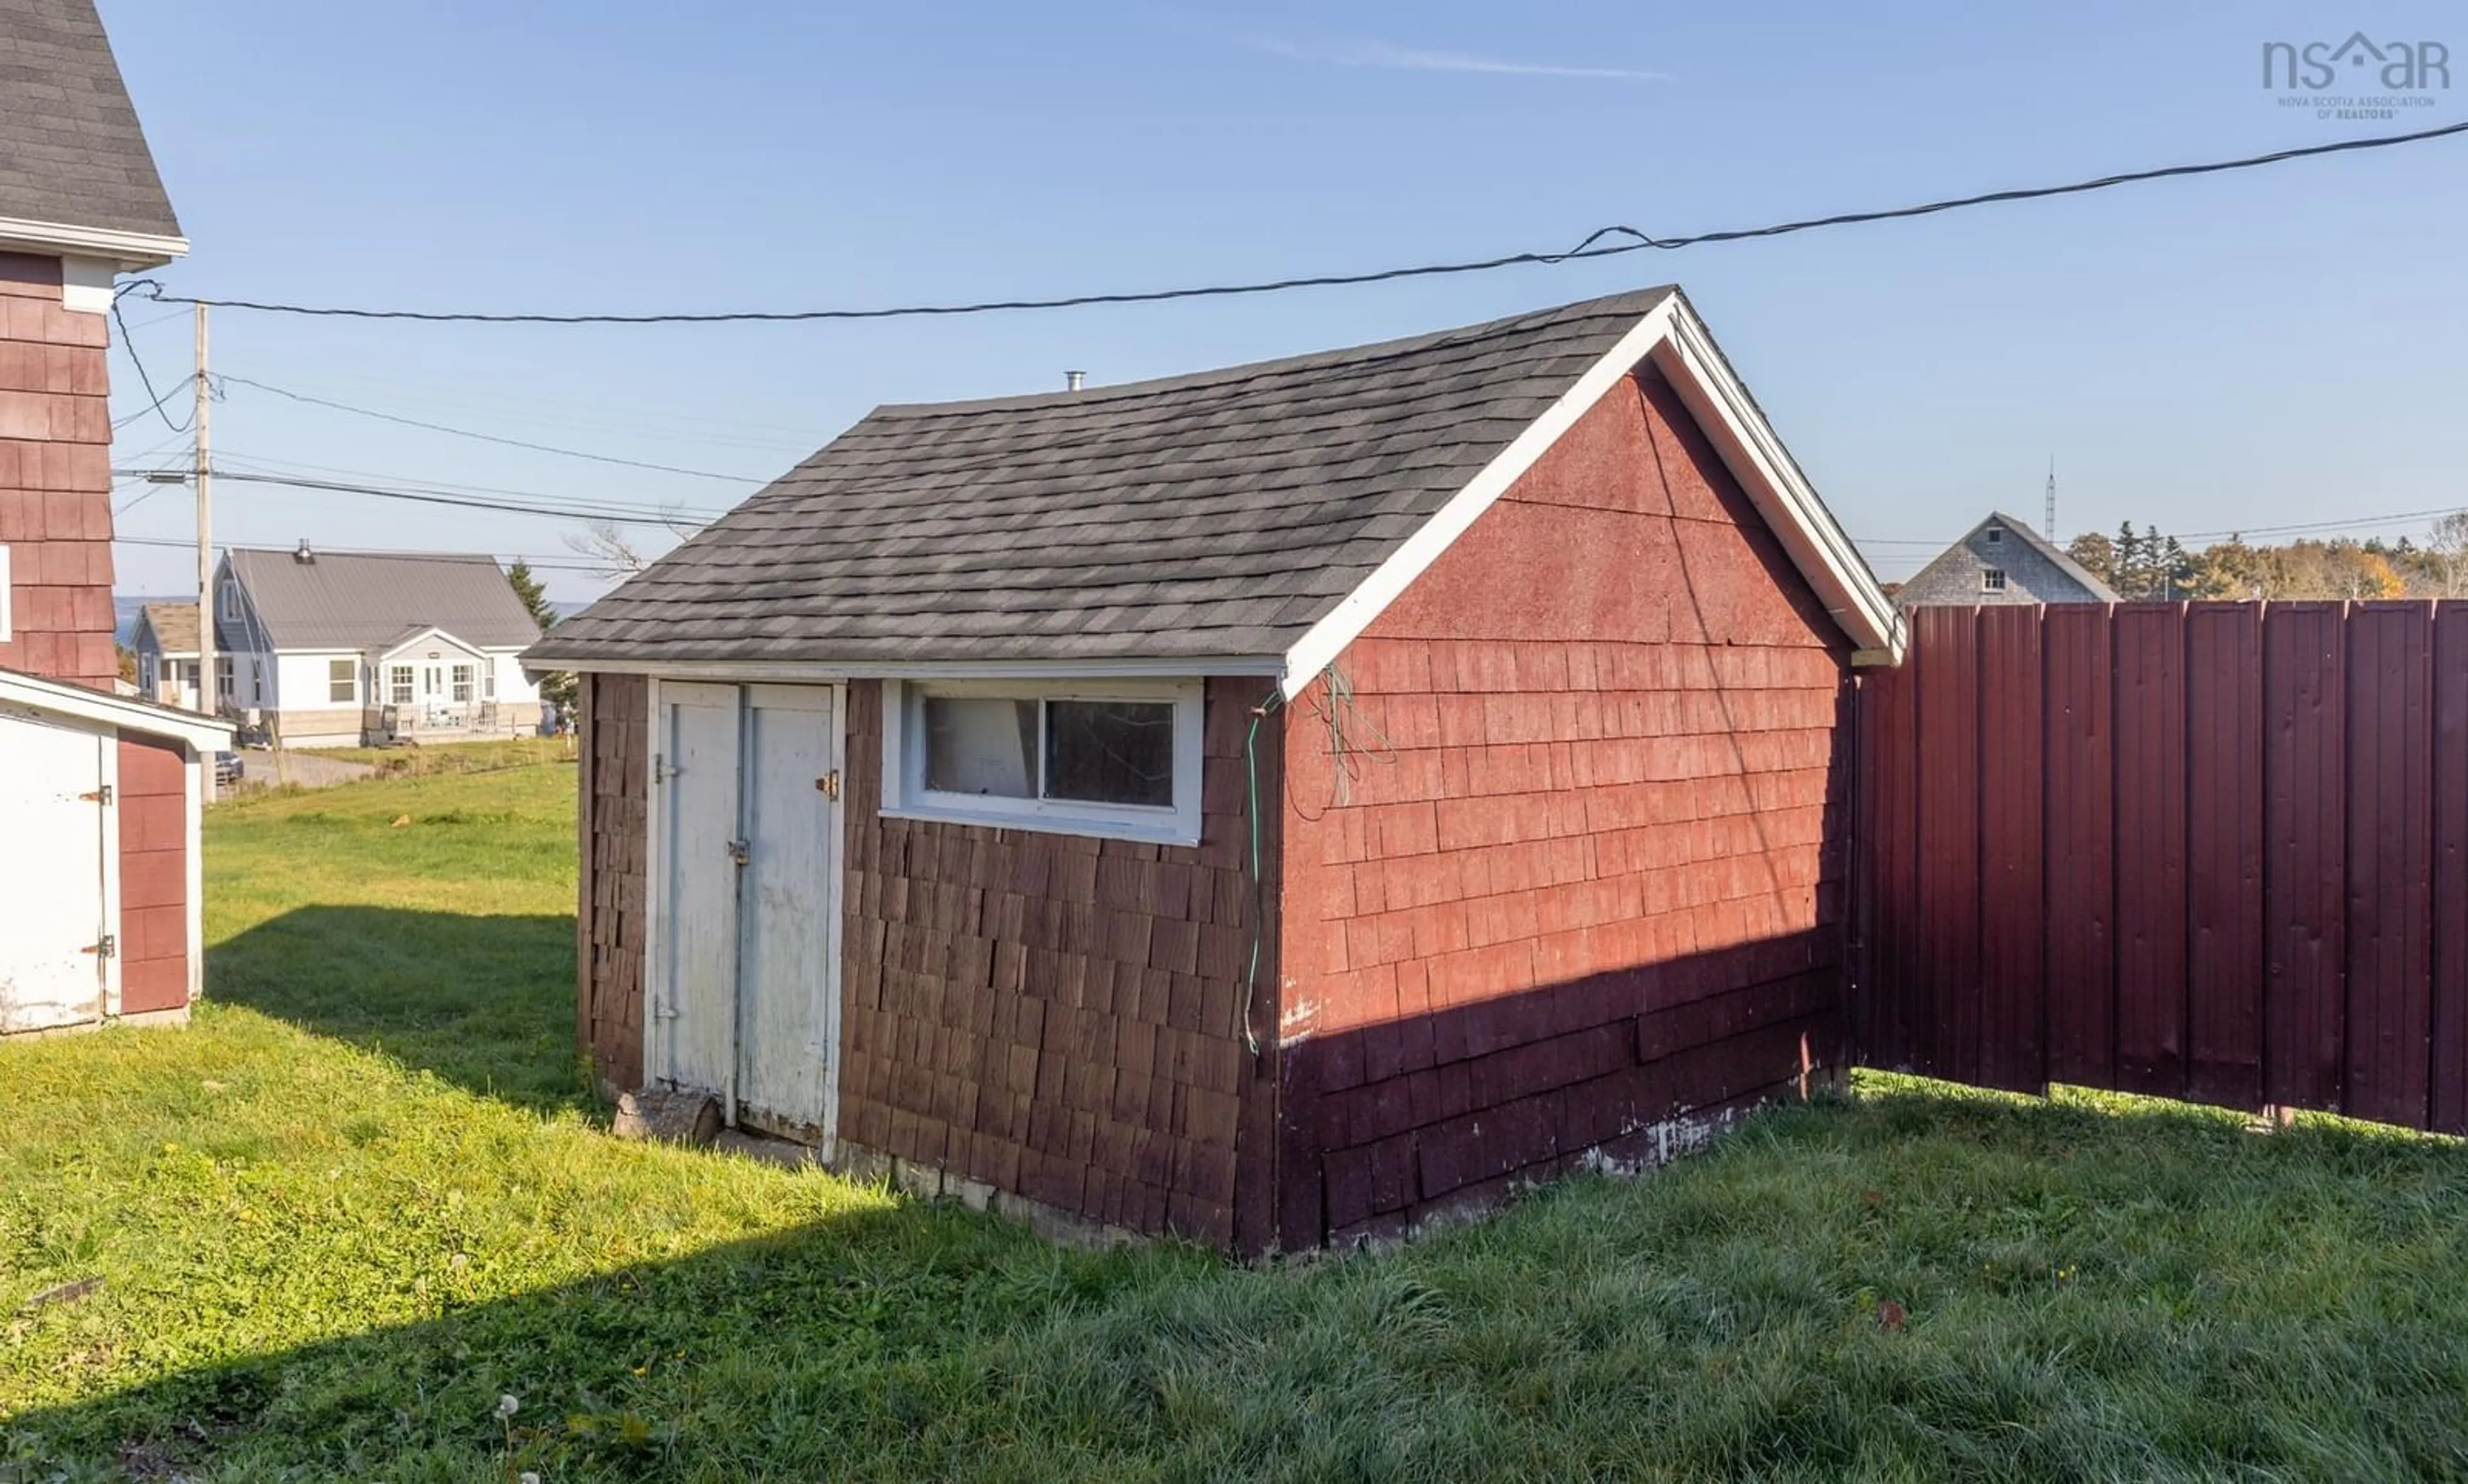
{"left": 110, "top": 295, "right": 194, "bottom": 431}
{"left": 207, "top": 449, "right": 733, "bottom": 515}
{"left": 110, "top": 532, "right": 615, "bottom": 573}
{"left": 215, "top": 373, "right": 765, "bottom": 482}
{"left": 115, "top": 120, "right": 2468, "bottom": 326}
{"left": 111, "top": 467, "right": 713, "bottom": 528}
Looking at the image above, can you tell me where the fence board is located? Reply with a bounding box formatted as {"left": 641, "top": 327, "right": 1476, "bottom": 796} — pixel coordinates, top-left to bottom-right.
{"left": 1974, "top": 605, "right": 2046, "bottom": 1092}
{"left": 2343, "top": 604, "right": 2433, "bottom": 1127}
{"left": 2262, "top": 603, "right": 2347, "bottom": 1112}
{"left": 1858, "top": 600, "right": 2468, "bottom": 1134}
{"left": 2433, "top": 607, "right": 2468, "bottom": 1134}
{"left": 2184, "top": 605, "right": 2265, "bottom": 1107}
{"left": 2042, "top": 604, "right": 2116, "bottom": 1089}
{"left": 2112, "top": 605, "right": 2189, "bottom": 1098}
{"left": 1913, "top": 605, "right": 1982, "bottom": 1084}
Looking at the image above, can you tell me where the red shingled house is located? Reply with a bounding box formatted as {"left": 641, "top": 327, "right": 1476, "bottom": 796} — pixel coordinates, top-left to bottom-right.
{"left": 532, "top": 286, "right": 1905, "bottom": 1252}
{"left": 0, "top": 0, "right": 231, "bottom": 1037}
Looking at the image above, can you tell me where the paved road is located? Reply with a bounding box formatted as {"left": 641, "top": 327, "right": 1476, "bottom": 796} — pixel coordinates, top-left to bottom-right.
{"left": 231, "top": 747, "right": 378, "bottom": 791}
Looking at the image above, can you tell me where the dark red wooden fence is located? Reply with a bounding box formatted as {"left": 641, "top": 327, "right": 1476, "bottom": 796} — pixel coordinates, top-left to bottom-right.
{"left": 1854, "top": 601, "right": 2468, "bottom": 1133}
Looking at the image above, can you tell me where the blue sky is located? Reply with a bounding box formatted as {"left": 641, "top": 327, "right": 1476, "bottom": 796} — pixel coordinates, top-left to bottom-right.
{"left": 100, "top": 0, "right": 2467, "bottom": 600}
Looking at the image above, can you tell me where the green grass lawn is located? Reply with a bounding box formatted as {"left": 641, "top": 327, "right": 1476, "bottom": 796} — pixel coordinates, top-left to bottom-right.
{"left": 7, "top": 770, "right": 2468, "bottom": 1481}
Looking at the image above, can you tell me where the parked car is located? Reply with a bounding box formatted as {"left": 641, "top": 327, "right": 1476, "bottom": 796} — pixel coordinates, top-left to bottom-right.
{"left": 213, "top": 751, "right": 243, "bottom": 788}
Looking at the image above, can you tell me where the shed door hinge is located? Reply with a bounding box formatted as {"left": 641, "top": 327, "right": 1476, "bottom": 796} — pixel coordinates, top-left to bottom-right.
{"left": 653, "top": 753, "right": 669, "bottom": 784}
{"left": 726, "top": 837, "right": 750, "bottom": 866}
{"left": 816, "top": 769, "right": 840, "bottom": 801}
{"left": 80, "top": 934, "right": 116, "bottom": 959}
{"left": 78, "top": 784, "right": 113, "bottom": 804}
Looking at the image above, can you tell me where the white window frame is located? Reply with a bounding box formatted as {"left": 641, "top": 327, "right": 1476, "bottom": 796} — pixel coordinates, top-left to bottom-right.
{"left": 1981, "top": 568, "right": 2008, "bottom": 593}
{"left": 451, "top": 663, "right": 476, "bottom": 703}
{"left": 328, "top": 657, "right": 357, "bottom": 704}
{"left": 220, "top": 582, "right": 241, "bottom": 623}
{"left": 1985, "top": 526, "right": 2005, "bottom": 544}
{"left": 0, "top": 545, "right": 10, "bottom": 641}
{"left": 388, "top": 665, "right": 415, "bottom": 705}
{"left": 881, "top": 677, "right": 1203, "bottom": 845}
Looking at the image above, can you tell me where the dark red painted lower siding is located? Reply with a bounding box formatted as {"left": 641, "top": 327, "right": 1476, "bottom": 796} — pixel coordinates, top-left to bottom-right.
{"left": 838, "top": 679, "right": 1279, "bottom": 1249}
{"left": 116, "top": 733, "right": 188, "bottom": 1013}
{"left": 1274, "top": 368, "right": 1852, "bottom": 1246}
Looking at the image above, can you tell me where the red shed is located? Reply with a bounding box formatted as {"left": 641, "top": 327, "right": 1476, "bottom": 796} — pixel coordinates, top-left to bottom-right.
{"left": 532, "top": 287, "right": 1904, "bottom": 1252}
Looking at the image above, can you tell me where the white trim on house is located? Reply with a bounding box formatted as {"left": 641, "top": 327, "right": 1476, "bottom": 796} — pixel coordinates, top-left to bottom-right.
{"left": 184, "top": 748, "right": 205, "bottom": 1003}
{"left": 881, "top": 677, "right": 1205, "bottom": 846}
{"left": 0, "top": 217, "right": 188, "bottom": 271}
{"left": 0, "top": 545, "right": 10, "bottom": 641}
{"left": 0, "top": 668, "right": 235, "bottom": 751}
{"left": 59, "top": 257, "right": 116, "bottom": 314}
{"left": 96, "top": 738, "right": 120, "bottom": 1017}
{"left": 1276, "top": 294, "right": 1904, "bottom": 696}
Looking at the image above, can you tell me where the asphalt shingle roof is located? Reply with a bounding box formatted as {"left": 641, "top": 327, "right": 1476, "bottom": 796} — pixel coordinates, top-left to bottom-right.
{"left": 529, "top": 287, "right": 1677, "bottom": 668}
{"left": 226, "top": 549, "right": 542, "bottom": 652}
{"left": 0, "top": 0, "right": 180, "bottom": 239}
{"left": 137, "top": 600, "right": 197, "bottom": 654}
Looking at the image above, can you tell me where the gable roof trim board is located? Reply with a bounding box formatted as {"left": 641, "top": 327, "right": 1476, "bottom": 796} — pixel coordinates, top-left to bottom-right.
{"left": 1279, "top": 293, "right": 1902, "bottom": 695}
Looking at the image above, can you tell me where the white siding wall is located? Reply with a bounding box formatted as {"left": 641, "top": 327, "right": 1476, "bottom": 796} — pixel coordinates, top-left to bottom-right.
{"left": 274, "top": 650, "right": 361, "bottom": 712}
{"left": 488, "top": 650, "right": 541, "bottom": 706}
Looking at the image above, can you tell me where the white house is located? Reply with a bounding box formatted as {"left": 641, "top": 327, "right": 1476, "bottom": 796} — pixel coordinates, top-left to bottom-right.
{"left": 212, "top": 545, "right": 547, "bottom": 747}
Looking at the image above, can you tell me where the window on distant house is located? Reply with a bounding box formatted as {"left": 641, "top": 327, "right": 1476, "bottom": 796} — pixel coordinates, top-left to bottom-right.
{"left": 328, "top": 657, "right": 356, "bottom": 704}
{"left": 249, "top": 661, "right": 264, "bottom": 705}
{"left": 452, "top": 663, "right": 475, "bottom": 703}
{"left": 1986, "top": 526, "right": 2005, "bottom": 544}
{"left": 1982, "top": 569, "right": 2008, "bottom": 593}
{"left": 215, "top": 657, "right": 233, "bottom": 699}
{"left": 389, "top": 665, "right": 415, "bottom": 705}
{"left": 159, "top": 658, "right": 175, "bottom": 684}
{"left": 484, "top": 666, "right": 497, "bottom": 700}
{"left": 882, "top": 679, "right": 1202, "bottom": 844}
{"left": 220, "top": 582, "right": 240, "bottom": 623}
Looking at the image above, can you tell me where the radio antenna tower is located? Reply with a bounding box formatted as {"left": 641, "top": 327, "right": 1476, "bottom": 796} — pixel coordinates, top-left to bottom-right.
{"left": 2043, "top": 456, "right": 2057, "bottom": 541}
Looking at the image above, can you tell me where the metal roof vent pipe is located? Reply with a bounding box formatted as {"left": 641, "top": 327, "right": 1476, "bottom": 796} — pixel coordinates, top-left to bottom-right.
{"left": 294, "top": 539, "right": 314, "bottom": 564}
{"left": 1065, "top": 370, "right": 1086, "bottom": 392}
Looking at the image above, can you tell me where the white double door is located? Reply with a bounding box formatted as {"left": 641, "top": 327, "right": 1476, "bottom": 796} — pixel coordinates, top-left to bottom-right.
{"left": 654, "top": 682, "right": 842, "bottom": 1146}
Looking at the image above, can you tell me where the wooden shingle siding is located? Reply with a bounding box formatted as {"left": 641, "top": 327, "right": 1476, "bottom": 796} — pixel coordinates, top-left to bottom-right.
{"left": 839, "top": 677, "right": 1280, "bottom": 1250}
{"left": 1276, "top": 366, "right": 1852, "bottom": 1246}
{"left": 0, "top": 251, "right": 116, "bottom": 690}
{"left": 579, "top": 672, "right": 648, "bottom": 1092}
{"left": 116, "top": 733, "right": 188, "bottom": 1012}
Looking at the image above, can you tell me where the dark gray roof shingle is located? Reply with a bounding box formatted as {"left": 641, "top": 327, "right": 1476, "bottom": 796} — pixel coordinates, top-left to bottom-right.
{"left": 0, "top": 0, "right": 180, "bottom": 239}
{"left": 530, "top": 287, "right": 1676, "bottom": 667}
{"left": 226, "top": 549, "right": 542, "bottom": 651}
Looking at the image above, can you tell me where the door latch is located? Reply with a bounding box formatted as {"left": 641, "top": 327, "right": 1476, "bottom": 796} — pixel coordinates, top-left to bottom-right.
{"left": 726, "top": 837, "right": 750, "bottom": 866}
{"left": 815, "top": 769, "right": 841, "bottom": 801}
{"left": 78, "top": 785, "right": 113, "bottom": 804}
{"left": 80, "top": 934, "right": 116, "bottom": 959}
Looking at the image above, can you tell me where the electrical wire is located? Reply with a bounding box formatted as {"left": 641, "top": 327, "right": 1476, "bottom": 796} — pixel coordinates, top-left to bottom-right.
{"left": 110, "top": 295, "right": 193, "bottom": 432}
{"left": 112, "top": 120, "right": 2468, "bottom": 326}
{"left": 215, "top": 373, "right": 765, "bottom": 483}
{"left": 109, "top": 468, "right": 715, "bottom": 528}
{"left": 110, "top": 532, "right": 613, "bottom": 573}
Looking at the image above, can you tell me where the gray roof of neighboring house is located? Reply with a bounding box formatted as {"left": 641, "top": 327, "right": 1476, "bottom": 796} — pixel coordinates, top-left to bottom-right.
{"left": 224, "top": 548, "right": 542, "bottom": 651}
{"left": 0, "top": 0, "right": 181, "bottom": 239}
{"left": 136, "top": 600, "right": 197, "bottom": 654}
{"left": 1896, "top": 510, "right": 2119, "bottom": 606}
{"left": 529, "top": 287, "right": 1679, "bottom": 667}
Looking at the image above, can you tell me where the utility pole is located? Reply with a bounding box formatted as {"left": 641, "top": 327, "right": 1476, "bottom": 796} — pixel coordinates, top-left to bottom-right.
{"left": 194, "top": 301, "right": 215, "bottom": 797}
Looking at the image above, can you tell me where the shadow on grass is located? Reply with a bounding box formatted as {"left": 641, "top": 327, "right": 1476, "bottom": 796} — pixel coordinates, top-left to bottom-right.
{"left": 208, "top": 906, "right": 586, "bottom": 1115}
{"left": 10, "top": 1083, "right": 2468, "bottom": 1481}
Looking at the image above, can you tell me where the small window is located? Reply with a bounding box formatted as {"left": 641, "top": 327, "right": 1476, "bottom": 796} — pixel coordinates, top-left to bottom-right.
{"left": 484, "top": 666, "right": 497, "bottom": 699}
{"left": 328, "top": 657, "right": 356, "bottom": 704}
{"left": 215, "top": 657, "right": 233, "bottom": 699}
{"left": 1981, "top": 569, "right": 2009, "bottom": 593}
{"left": 159, "top": 658, "right": 175, "bottom": 683}
{"left": 452, "top": 663, "right": 476, "bottom": 702}
{"left": 389, "top": 665, "right": 415, "bottom": 705}
{"left": 886, "top": 680, "right": 1203, "bottom": 844}
{"left": 1985, "top": 526, "right": 2005, "bottom": 544}
{"left": 249, "top": 661, "right": 265, "bottom": 705}
{"left": 220, "top": 584, "right": 240, "bottom": 622}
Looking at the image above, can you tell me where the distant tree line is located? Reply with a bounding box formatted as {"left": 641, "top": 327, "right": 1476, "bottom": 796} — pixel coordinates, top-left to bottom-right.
{"left": 2065, "top": 514, "right": 2468, "bottom": 602}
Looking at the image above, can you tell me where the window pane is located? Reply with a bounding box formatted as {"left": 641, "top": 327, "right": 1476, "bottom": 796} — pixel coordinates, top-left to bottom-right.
{"left": 1044, "top": 700, "right": 1174, "bottom": 807}
{"left": 452, "top": 664, "right": 475, "bottom": 702}
{"left": 329, "top": 658, "right": 355, "bottom": 703}
{"left": 924, "top": 695, "right": 1037, "bottom": 798}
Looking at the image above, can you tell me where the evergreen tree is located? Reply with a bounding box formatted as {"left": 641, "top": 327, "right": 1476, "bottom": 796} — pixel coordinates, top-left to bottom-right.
{"left": 506, "top": 560, "right": 578, "bottom": 729}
